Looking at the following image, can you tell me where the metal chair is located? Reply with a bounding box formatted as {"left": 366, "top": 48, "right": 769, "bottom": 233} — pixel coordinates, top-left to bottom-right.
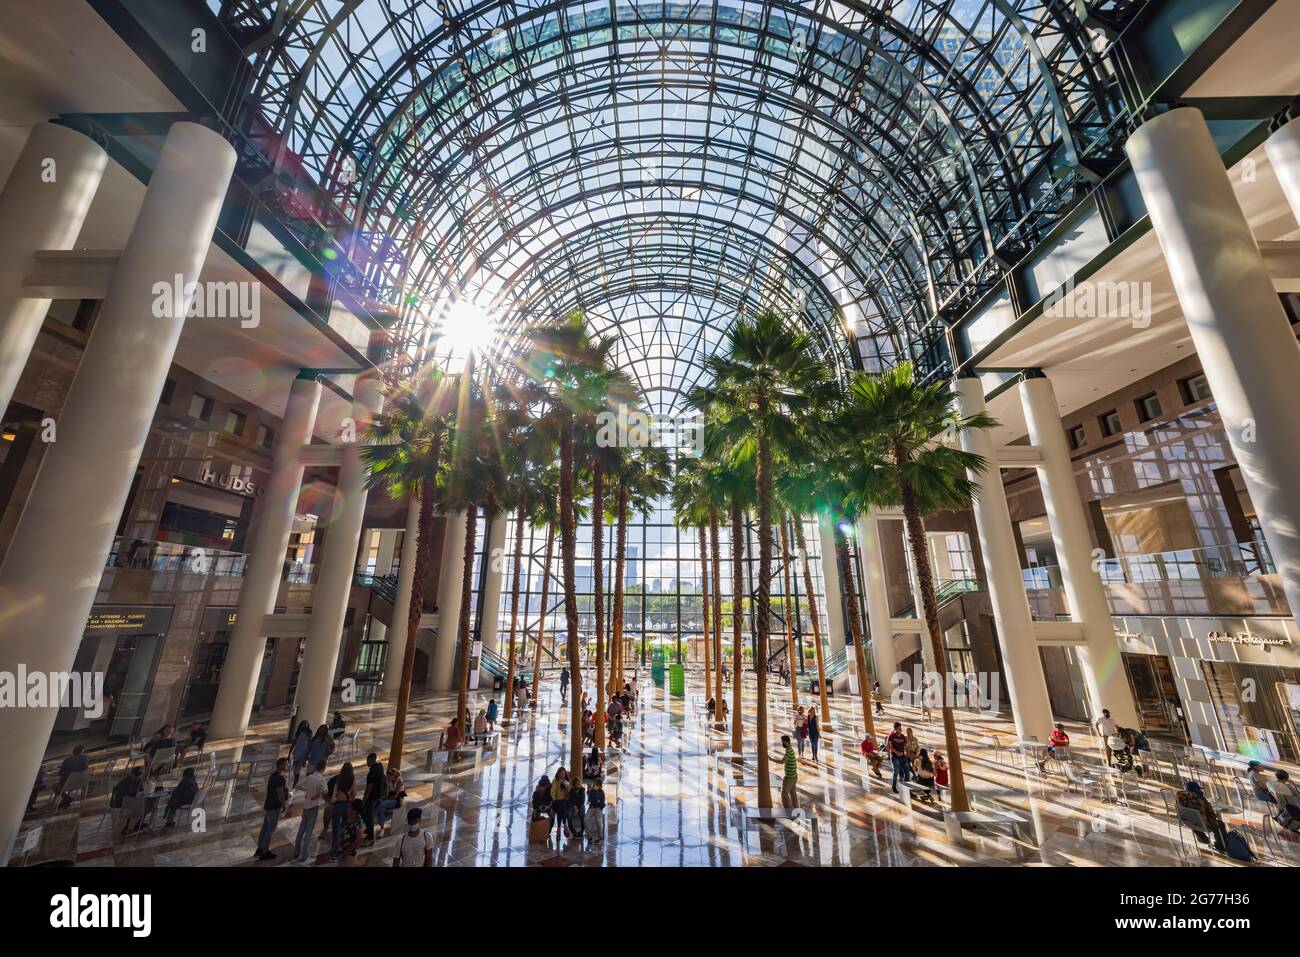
{"left": 145, "top": 746, "right": 175, "bottom": 778}
{"left": 1175, "top": 804, "right": 1216, "bottom": 860}
{"left": 54, "top": 768, "right": 92, "bottom": 810}
{"left": 118, "top": 795, "right": 148, "bottom": 836}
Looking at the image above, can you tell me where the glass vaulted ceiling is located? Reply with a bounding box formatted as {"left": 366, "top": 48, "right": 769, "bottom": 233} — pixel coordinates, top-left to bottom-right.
{"left": 213, "top": 0, "right": 1129, "bottom": 411}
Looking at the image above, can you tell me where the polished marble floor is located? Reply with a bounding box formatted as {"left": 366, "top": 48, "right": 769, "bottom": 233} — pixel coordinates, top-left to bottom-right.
{"left": 13, "top": 671, "right": 1296, "bottom": 867}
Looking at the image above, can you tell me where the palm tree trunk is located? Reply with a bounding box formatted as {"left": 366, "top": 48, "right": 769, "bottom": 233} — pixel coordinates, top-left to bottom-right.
{"left": 593, "top": 463, "right": 606, "bottom": 747}
{"left": 559, "top": 419, "right": 584, "bottom": 780}
{"left": 502, "top": 503, "right": 525, "bottom": 725}
{"left": 698, "top": 523, "right": 711, "bottom": 707}
{"left": 794, "top": 520, "right": 830, "bottom": 725}
{"left": 454, "top": 506, "right": 479, "bottom": 734}
{"left": 709, "top": 510, "right": 724, "bottom": 715}
{"left": 388, "top": 480, "right": 436, "bottom": 772}
{"left": 753, "top": 428, "right": 773, "bottom": 810}
{"left": 729, "top": 501, "right": 745, "bottom": 754}
{"left": 530, "top": 523, "right": 555, "bottom": 701}
{"left": 834, "top": 522, "right": 877, "bottom": 741}
{"left": 899, "top": 472, "right": 969, "bottom": 813}
{"left": 612, "top": 482, "right": 629, "bottom": 695}
{"left": 779, "top": 514, "right": 799, "bottom": 710}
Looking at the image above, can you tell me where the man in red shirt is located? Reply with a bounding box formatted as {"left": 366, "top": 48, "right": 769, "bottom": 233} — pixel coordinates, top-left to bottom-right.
{"left": 860, "top": 736, "right": 883, "bottom": 777}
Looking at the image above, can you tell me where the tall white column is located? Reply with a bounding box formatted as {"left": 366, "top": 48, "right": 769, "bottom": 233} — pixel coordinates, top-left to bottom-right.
{"left": 478, "top": 513, "right": 508, "bottom": 656}
{"left": 1129, "top": 108, "right": 1300, "bottom": 630}
{"left": 430, "top": 510, "right": 468, "bottom": 691}
{"left": 1020, "top": 375, "right": 1138, "bottom": 727}
{"left": 0, "top": 122, "right": 108, "bottom": 416}
{"left": 379, "top": 494, "right": 421, "bottom": 696}
{"left": 1265, "top": 116, "right": 1300, "bottom": 222}
{"left": 209, "top": 374, "right": 321, "bottom": 738}
{"left": 294, "top": 375, "right": 383, "bottom": 729}
{"left": 954, "top": 379, "right": 1054, "bottom": 738}
{"left": 0, "top": 122, "right": 235, "bottom": 863}
{"left": 857, "top": 512, "right": 898, "bottom": 687}
{"left": 817, "top": 515, "right": 847, "bottom": 657}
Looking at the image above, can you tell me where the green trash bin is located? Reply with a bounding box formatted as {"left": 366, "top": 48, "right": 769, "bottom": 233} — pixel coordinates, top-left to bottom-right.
{"left": 651, "top": 646, "right": 666, "bottom": 686}
{"left": 669, "top": 663, "right": 685, "bottom": 696}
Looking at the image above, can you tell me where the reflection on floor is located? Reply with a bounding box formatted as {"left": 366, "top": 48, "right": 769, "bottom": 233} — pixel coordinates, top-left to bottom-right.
{"left": 14, "top": 672, "right": 1294, "bottom": 867}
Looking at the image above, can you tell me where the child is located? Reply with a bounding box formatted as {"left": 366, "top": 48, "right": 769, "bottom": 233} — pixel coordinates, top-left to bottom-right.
{"left": 933, "top": 751, "right": 949, "bottom": 802}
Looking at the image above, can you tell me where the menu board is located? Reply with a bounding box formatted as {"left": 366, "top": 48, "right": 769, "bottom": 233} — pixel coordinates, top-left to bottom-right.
{"left": 84, "top": 605, "right": 173, "bottom": 636}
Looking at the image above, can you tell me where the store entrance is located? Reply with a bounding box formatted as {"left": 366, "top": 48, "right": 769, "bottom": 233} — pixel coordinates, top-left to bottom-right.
{"left": 1122, "top": 653, "right": 1189, "bottom": 742}
{"left": 56, "top": 632, "right": 165, "bottom": 741}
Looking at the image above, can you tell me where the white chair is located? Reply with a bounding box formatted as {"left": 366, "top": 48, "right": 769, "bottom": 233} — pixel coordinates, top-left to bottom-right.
{"left": 1176, "top": 804, "right": 1217, "bottom": 860}
{"left": 118, "top": 795, "right": 148, "bottom": 836}
{"left": 54, "top": 768, "right": 92, "bottom": 810}
{"left": 145, "top": 746, "right": 175, "bottom": 778}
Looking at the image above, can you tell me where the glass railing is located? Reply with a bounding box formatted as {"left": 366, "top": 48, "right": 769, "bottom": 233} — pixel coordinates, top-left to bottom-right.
{"left": 106, "top": 536, "right": 248, "bottom": 577}
{"left": 1022, "top": 541, "right": 1276, "bottom": 590}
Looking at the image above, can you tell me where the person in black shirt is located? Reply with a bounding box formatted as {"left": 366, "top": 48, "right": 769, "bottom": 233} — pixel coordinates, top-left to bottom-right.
{"left": 255, "top": 757, "right": 289, "bottom": 861}
{"left": 362, "top": 752, "right": 385, "bottom": 844}
{"left": 164, "top": 767, "right": 199, "bottom": 828}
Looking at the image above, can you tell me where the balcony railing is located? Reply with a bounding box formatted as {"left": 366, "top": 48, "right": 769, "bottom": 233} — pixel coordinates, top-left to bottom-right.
{"left": 1021, "top": 541, "right": 1276, "bottom": 590}
{"left": 106, "top": 536, "right": 248, "bottom": 577}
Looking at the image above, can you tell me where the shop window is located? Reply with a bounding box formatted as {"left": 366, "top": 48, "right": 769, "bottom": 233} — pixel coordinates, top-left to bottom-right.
{"left": 225, "top": 409, "right": 247, "bottom": 435}
{"left": 1098, "top": 409, "right": 1122, "bottom": 436}
{"left": 1134, "top": 392, "right": 1162, "bottom": 423}
{"left": 1067, "top": 425, "right": 1086, "bottom": 450}
{"left": 189, "top": 393, "right": 215, "bottom": 421}
{"left": 1178, "top": 373, "right": 1212, "bottom": 404}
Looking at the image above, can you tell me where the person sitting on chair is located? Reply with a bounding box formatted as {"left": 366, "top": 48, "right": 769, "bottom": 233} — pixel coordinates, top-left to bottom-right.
{"left": 1269, "top": 770, "right": 1300, "bottom": 831}
{"left": 164, "top": 768, "right": 199, "bottom": 828}
{"left": 1176, "top": 781, "right": 1228, "bottom": 851}
{"left": 1247, "top": 760, "right": 1276, "bottom": 805}
{"left": 1036, "top": 724, "right": 1070, "bottom": 773}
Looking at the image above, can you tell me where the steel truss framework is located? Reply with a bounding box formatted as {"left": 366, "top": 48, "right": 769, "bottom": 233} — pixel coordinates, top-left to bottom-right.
{"left": 212, "top": 0, "right": 1135, "bottom": 399}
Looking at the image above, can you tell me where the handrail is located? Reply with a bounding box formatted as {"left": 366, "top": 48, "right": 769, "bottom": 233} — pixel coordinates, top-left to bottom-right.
{"left": 892, "top": 577, "right": 985, "bottom": 619}
{"left": 106, "top": 536, "right": 248, "bottom": 578}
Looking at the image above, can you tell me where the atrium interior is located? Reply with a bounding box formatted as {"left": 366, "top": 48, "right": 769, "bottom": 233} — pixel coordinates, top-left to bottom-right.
{"left": 2, "top": 0, "right": 1300, "bottom": 872}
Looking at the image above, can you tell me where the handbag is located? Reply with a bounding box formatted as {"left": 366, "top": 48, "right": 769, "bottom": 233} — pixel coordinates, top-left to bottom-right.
{"left": 528, "top": 817, "right": 551, "bottom": 843}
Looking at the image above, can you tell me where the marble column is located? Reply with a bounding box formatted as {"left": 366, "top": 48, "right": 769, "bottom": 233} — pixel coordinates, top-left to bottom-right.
{"left": 1020, "top": 375, "right": 1139, "bottom": 727}
{"left": 1129, "top": 107, "right": 1300, "bottom": 635}
{"left": 954, "top": 378, "right": 1054, "bottom": 738}
{"left": 0, "top": 122, "right": 108, "bottom": 415}
{"left": 379, "top": 495, "right": 421, "bottom": 696}
{"left": 209, "top": 373, "right": 321, "bottom": 738}
{"left": 430, "top": 510, "right": 468, "bottom": 691}
{"left": 817, "top": 514, "right": 847, "bottom": 658}
{"left": 856, "top": 512, "right": 899, "bottom": 689}
{"left": 477, "top": 513, "right": 508, "bottom": 656}
{"left": 0, "top": 122, "right": 234, "bottom": 862}
{"left": 294, "top": 375, "right": 384, "bottom": 729}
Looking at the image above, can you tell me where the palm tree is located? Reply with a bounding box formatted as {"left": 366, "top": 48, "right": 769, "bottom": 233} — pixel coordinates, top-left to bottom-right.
{"left": 672, "top": 457, "right": 714, "bottom": 699}
{"left": 361, "top": 371, "right": 455, "bottom": 772}
{"left": 690, "top": 311, "right": 832, "bottom": 808}
{"left": 775, "top": 467, "right": 832, "bottom": 726}
{"left": 583, "top": 370, "right": 639, "bottom": 746}
{"left": 838, "top": 362, "right": 997, "bottom": 814}
{"left": 442, "top": 376, "right": 507, "bottom": 736}
{"left": 527, "top": 477, "right": 561, "bottom": 701}
{"left": 777, "top": 513, "right": 799, "bottom": 709}
{"left": 490, "top": 380, "right": 553, "bottom": 724}
{"left": 522, "top": 312, "right": 618, "bottom": 779}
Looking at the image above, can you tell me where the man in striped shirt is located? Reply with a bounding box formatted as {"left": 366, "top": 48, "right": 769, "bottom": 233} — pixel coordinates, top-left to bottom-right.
{"left": 779, "top": 735, "right": 799, "bottom": 811}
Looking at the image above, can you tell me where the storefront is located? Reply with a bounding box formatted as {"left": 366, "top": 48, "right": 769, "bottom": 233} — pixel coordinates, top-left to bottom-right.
{"left": 180, "top": 605, "right": 303, "bottom": 719}
{"left": 54, "top": 604, "right": 173, "bottom": 742}
{"left": 1110, "top": 614, "right": 1300, "bottom": 759}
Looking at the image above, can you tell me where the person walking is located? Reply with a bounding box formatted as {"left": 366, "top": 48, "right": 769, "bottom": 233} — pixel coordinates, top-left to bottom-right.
{"left": 255, "top": 757, "right": 289, "bottom": 861}
{"left": 778, "top": 734, "right": 799, "bottom": 811}
{"left": 585, "top": 779, "right": 607, "bottom": 844}
{"left": 294, "top": 759, "right": 327, "bottom": 863}
{"left": 873, "top": 680, "right": 884, "bottom": 716}
{"left": 392, "top": 807, "right": 434, "bottom": 867}
{"left": 793, "top": 706, "right": 808, "bottom": 757}
{"left": 560, "top": 666, "right": 570, "bottom": 704}
{"left": 1095, "top": 708, "right": 1119, "bottom": 767}
{"left": 361, "top": 752, "right": 385, "bottom": 845}
{"left": 807, "top": 709, "right": 821, "bottom": 763}
{"left": 289, "top": 720, "right": 312, "bottom": 785}
{"left": 307, "top": 724, "right": 334, "bottom": 771}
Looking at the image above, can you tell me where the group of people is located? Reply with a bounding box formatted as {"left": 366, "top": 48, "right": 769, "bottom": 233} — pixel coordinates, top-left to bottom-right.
{"left": 791, "top": 706, "right": 822, "bottom": 762}
{"left": 530, "top": 748, "right": 608, "bottom": 845}
{"left": 278, "top": 748, "right": 409, "bottom": 864}
{"left": 1095, "top": 708, "right": 1151, "bottom": 774}
{"left": 859, "top": 722, "right": 948, "bottom": 802}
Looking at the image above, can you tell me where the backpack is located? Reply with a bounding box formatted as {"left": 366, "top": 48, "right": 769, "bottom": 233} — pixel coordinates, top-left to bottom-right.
{"left": 1223, "top": 829, "right": 1254, "bottom": 862}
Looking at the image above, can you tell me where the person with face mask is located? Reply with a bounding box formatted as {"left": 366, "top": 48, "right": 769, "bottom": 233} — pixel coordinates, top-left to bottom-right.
{"left": 392, "top": 807, "right": 434, "bottom": 867}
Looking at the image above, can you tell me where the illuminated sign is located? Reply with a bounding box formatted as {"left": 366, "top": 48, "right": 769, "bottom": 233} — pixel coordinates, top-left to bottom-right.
{"left": 1206, "top": 630, "right": 1288, "bottom": 647}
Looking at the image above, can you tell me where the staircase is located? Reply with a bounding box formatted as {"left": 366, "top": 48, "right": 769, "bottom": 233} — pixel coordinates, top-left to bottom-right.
{"left": 480, "top": 646, "right": 532, "bottom": 684}
{"left": 798, "top": 646, "right": 847, "bottom": 691}
{"left": 355, "top": 573, "right": 399, "bottom": 606}
{"left": 891, "top": 578, "right": 984, "bottom": 619}
{"left": 765, "top": 639, "right": 788, "bottom": 672}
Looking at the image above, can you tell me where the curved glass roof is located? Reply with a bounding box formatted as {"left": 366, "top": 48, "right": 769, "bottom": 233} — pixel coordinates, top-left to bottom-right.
{"left": 214, "top": 0, "right": 1129, "bottom": 396}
